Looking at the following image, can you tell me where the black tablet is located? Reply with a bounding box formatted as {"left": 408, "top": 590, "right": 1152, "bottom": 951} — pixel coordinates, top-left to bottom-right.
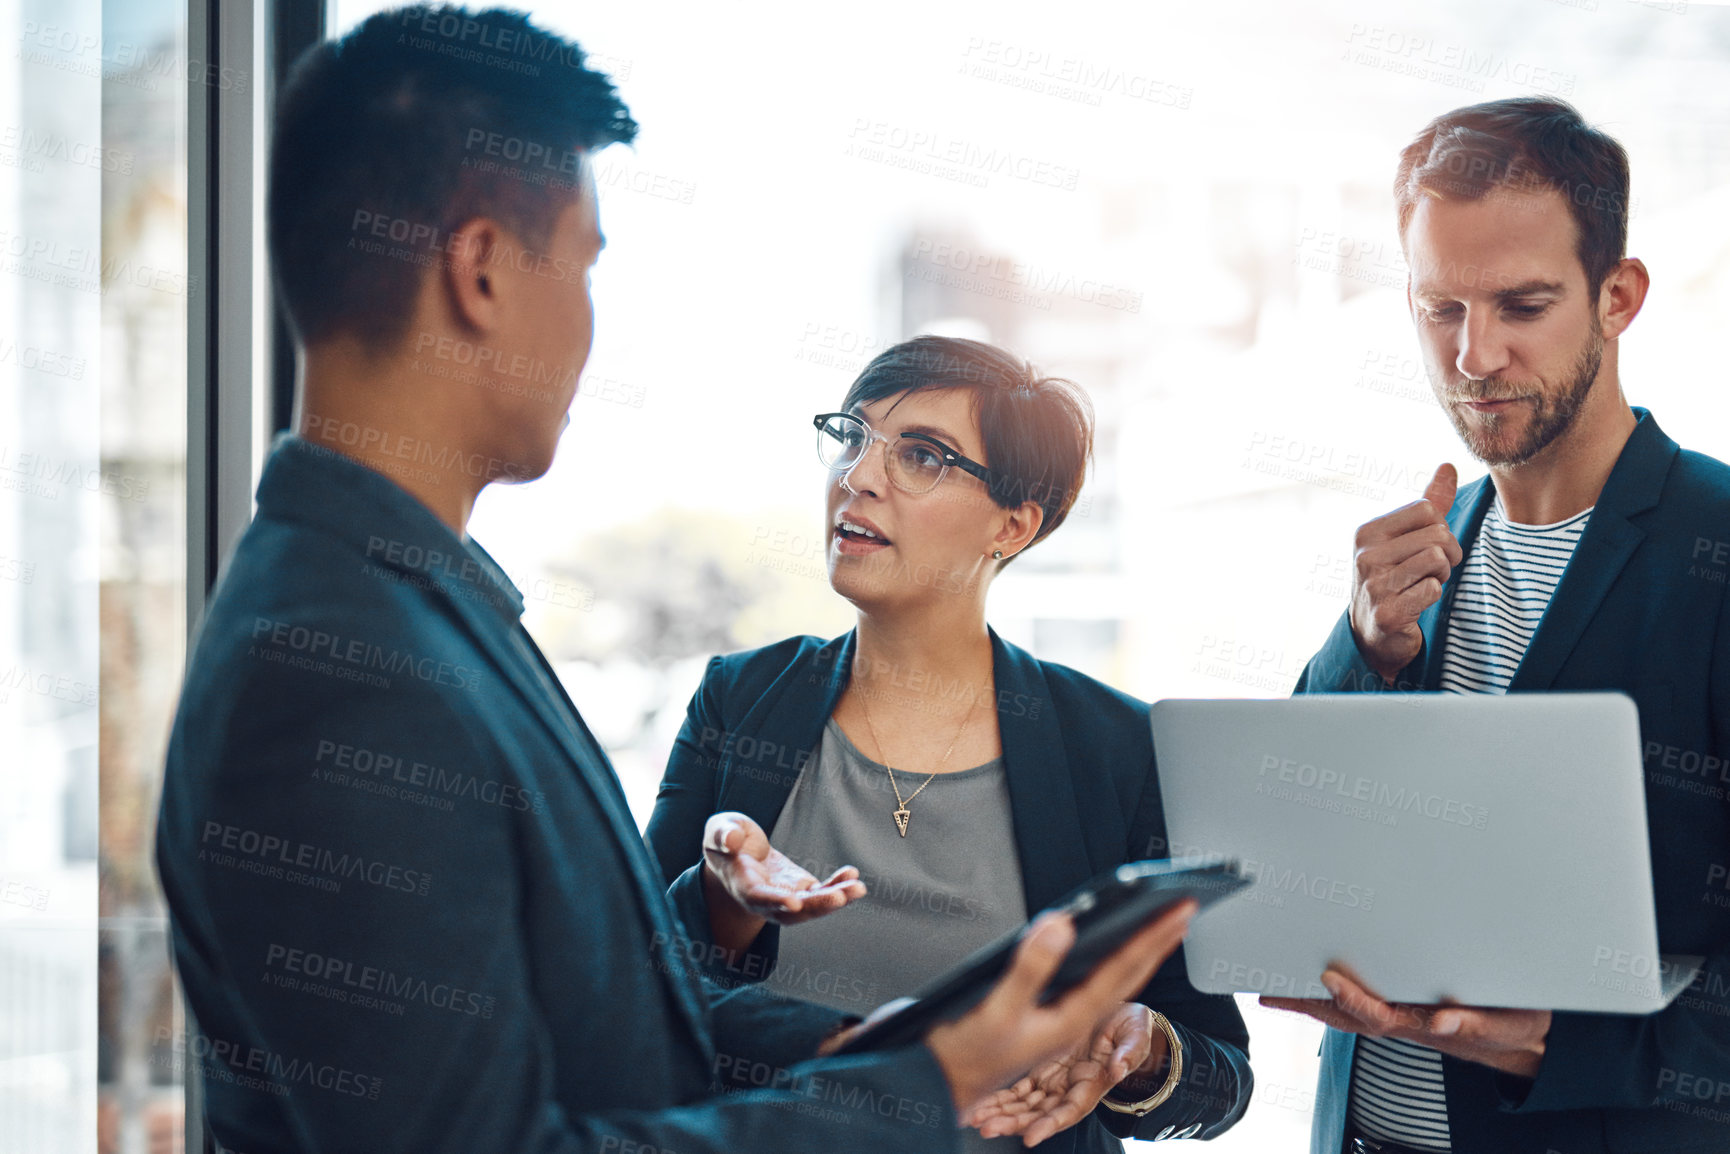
{"left": 833, "top": 857, "right": 1250, "bottom": 1054}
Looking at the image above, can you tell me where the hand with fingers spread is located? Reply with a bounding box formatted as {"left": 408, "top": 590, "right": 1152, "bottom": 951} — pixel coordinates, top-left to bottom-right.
{"left": 1350, "top": 463, "right": 1463, "bottom": 683}
{"left": 1261, "top": 965, "right": 1551, "bottom": 1080}
{"left": 699, "top": 811, "right": 867, "bottom": 956}
{"left": 962, "top": 1001, "right": 1163, "bottom": 1147}
{"left": 923, "top": 900, "right": 1198, "bottom": 1121}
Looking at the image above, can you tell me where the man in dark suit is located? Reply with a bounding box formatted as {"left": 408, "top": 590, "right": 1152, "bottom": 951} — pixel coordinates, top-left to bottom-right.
{"left": 1266, "top": 98, "right": 1730, "bottom": 1154}
{"left": 154, "top": 8, "right": 1195, "bottom": 1153}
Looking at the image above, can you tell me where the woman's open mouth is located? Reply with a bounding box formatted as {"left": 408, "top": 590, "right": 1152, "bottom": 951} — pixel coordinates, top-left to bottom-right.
{"left": 833, "top": 517, "right": 891, "bottom": 555}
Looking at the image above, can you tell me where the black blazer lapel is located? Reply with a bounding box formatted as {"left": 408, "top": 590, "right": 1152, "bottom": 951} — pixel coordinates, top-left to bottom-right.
{"left": 1509, "top": 413, "right": 1676, "bottom": 692}
{"left": 713, "top": 631, "right": 853, "bottom": 831}
{"left": 992, "top": 631, "right": 1097, "bottom": 913}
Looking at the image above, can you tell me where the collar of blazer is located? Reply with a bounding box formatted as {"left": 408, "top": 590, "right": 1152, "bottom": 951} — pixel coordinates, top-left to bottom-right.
{"left": 1418, "top": 406, "right": 1679, "bottom": 692}
{"left": 257, "top": 434, "right": 715, "bottom": 1055}
{"left": 261, "top": 433, "right": 528, "bottom": 621}
{"left": 716, "top": 626, "right": 1100, "bottom": 915}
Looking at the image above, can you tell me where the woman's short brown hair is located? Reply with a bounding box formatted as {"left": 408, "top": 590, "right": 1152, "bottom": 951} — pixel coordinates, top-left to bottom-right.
{"left": 840, "top": 336, "right": 1094, "bottom": 563}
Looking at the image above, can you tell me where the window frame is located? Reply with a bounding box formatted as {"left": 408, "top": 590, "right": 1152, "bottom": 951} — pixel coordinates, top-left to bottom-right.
{"left": 182, "top": 0, "right": 323, "bottom": 1147}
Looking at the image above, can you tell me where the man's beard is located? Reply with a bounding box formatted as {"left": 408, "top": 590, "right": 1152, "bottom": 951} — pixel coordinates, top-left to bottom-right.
{"left": 1437, "top": 326, "right": 1604, "bottom": 467}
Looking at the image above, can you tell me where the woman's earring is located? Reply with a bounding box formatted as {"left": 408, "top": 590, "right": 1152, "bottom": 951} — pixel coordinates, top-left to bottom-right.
{"left": 992, "top": 550, "right": 1004, "bottom": 560}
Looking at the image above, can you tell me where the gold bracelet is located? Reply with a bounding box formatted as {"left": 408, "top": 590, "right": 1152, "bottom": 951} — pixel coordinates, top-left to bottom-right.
{"left": 1102, "top": 1009, "right": 1183, "bottom": 1116}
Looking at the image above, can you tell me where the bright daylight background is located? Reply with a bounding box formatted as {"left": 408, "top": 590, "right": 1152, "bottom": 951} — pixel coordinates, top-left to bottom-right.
{"left": 9, "top": 0, "right": 1722, "bottom": 1150}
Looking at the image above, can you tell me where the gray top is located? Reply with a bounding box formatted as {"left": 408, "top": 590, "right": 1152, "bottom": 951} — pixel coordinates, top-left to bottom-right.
{"left": 768, "top": 719, "right": 1031, "bottom": 1151}
{"left": 768, "top": 720, "right": 1029, "bottom": 1010}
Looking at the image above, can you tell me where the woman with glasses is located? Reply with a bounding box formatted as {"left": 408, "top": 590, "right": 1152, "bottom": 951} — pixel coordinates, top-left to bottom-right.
{"left": 646, "top": 336, "right": 1251, "bottom": 1151}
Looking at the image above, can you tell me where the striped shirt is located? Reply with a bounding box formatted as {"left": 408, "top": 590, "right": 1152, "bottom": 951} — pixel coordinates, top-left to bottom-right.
{"left": 1346, "top": 496, "right": 1592, "bottom": 1151}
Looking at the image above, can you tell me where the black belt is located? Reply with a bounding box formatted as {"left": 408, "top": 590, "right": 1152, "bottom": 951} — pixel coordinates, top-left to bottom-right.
{"left": 1344, "top": 1128, "right": 1449, "bottom": 1154}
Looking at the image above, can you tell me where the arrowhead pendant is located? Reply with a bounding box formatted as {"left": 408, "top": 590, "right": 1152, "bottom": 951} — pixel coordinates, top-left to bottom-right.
{"left": 893, "top": 808, "right": 911, "bottom": 837}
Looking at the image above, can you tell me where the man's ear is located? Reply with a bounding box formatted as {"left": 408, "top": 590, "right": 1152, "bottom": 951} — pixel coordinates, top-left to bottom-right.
{"left": 992, "top": 501, "right": 1045, "bottom": 562}
{"left": 1598, "top": 257, "right": 1649, "bottom": 342}
{"left": 443, "top": 217, "right": 504, "bottom": 333}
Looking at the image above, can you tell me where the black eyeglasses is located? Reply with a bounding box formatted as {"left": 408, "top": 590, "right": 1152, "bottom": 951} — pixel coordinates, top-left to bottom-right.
{"left": 812, "top": 412, "right": 994, "bottom": 496}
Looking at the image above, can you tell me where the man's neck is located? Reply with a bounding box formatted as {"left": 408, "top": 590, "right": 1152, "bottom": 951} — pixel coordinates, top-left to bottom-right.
{"left": 297, "top": 342, "right": 487, "bottom": 536}
{"left": 1488, "top": 394, "right": 1637, "bottom": 526}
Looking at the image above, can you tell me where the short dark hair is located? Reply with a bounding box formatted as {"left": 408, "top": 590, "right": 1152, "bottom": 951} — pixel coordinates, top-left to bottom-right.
{"left": 1394, "top": 97, "right": 1630, "bottom": 294}
{"left": 268, "top": 5, "right": 637, "bottom": 351}
{"left": 840, "top": 336, "right": 1094, "bottom": 562}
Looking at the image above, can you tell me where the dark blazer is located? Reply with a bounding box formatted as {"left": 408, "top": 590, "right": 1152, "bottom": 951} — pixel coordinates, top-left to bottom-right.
{"left": 1295, "top": 409, "right": 1730, "bottom": 1154}
{"left": 156, "top": 436, "right": 963, "bottom": 1154}
{"left": 646, "top": 627, "right": 1255, "bottom": 1148}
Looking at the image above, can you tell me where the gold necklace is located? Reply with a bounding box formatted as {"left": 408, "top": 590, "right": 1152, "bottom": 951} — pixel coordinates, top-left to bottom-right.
{"left": 857, "top": 685, "right": 976, "bottom": 838}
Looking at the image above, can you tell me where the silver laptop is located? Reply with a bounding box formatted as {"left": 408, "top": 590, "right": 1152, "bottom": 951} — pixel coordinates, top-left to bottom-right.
{"left": 1151, "top": 693, "right": 1701, "bottom": 1014}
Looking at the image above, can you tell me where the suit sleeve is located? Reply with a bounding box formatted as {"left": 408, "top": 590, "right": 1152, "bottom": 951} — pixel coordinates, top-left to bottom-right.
{"left": 1293, "top": 608, "right": 1424, "bottom": 695}
{"left": 666, "top": 860, "right": 785, "bottom": 987}
{"left": 645, "top": 655, "right": 727, "bottom": 887}
{"left": 1499, "top": 582, "right": 1730, "bottom": 1115}
{"left": 650, "top": 657, "right": 788, "bottom": 983}
{"left": 159, "top": 653, "right": 959, "bottom": 1154}
{"left": 1093, "top": 743, "right": 1254, "bottom": 1142}
{"left": 704, "top": 978, "right": 858, "bottom": 1069}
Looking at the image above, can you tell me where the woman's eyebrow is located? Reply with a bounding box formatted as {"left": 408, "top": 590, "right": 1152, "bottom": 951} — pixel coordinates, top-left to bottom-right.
{"left": 897, "top": 423, "right": 964, "bottom": 448}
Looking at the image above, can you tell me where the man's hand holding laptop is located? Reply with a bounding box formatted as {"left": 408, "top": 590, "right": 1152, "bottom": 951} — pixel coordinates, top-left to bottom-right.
{"left": 1262, "top": 965, "right": 1552, "bottom": 1079}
